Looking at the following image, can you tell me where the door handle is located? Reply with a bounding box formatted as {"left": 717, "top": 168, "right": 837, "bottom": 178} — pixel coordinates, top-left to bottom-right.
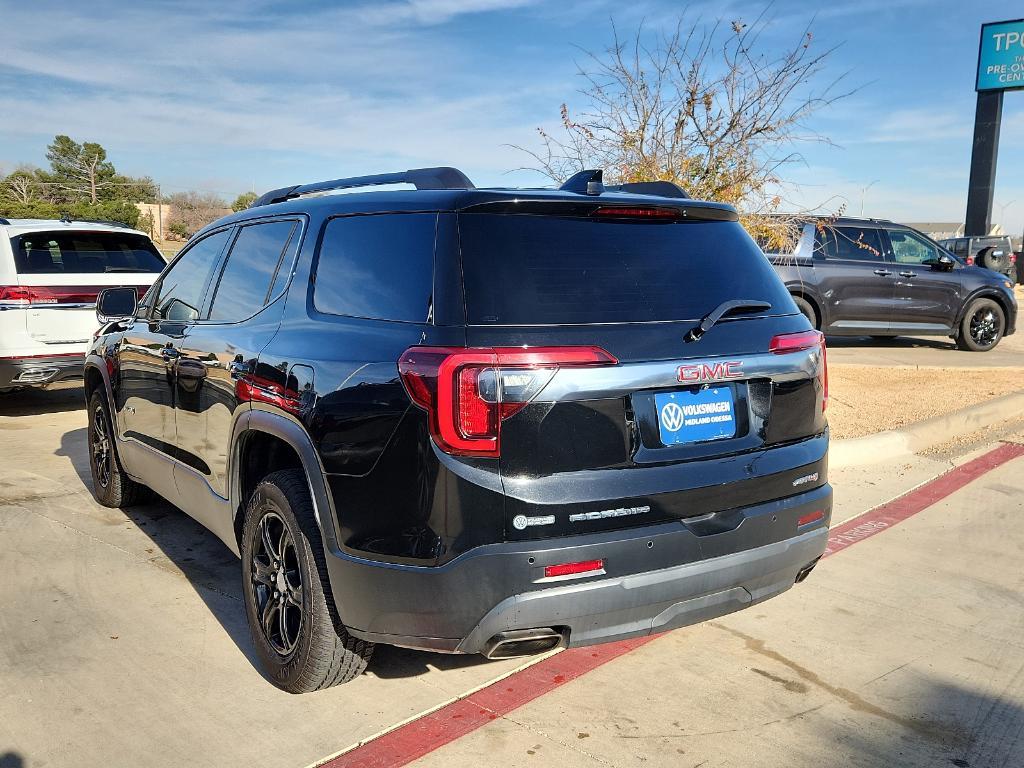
{"left": 898, "top": 271, "right": 915, "bottom": 278}
{"left": 873, "top": 269, "right": 892, "bottom": 276}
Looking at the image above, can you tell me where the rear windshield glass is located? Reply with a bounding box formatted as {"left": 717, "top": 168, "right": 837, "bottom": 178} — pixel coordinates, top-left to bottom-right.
{"left": 458, "top": 214, "right": 792, "bottom": 325}
{"left": 12, "top": 231, "right": 165, "bottom": 274}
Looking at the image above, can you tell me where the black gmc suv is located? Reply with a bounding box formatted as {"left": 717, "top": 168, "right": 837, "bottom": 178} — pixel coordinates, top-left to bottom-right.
{"left": 767, "top": 218, "right": 1017, "bottom": 351}
{"left": 85, "top": 167, "right": 831, "bottom": 693}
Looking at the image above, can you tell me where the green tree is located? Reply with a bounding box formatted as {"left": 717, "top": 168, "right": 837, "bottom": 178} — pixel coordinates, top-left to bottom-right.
{"left": 43, "top": 135, "right": 117, "bottom": 204}
{"left": 232, "top": 191, "right": 257, "bottom": 212}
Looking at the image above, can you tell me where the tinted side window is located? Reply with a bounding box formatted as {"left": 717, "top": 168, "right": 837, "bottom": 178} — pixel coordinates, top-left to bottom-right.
{"left": 817, "top": 226, "right": 885, "bottom": 262}
{"left": 314, "top": 213, "right": 436, "bottom": 322}
{"left": 888, "top": 230, "right": 938, "bottom": 265}
{"left": 153, "top": 229, "right": 230, "bottom": 322}
{"left": 209, "top": 220, "right": 297, "bottom": 322}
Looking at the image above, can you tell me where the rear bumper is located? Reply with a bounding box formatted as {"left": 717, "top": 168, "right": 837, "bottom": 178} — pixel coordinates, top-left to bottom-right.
{"left": 330, "top": 483, "right": 832, "bottom": 654}
{"left": 0, "top": 354, "right": 84, "bottom": 388}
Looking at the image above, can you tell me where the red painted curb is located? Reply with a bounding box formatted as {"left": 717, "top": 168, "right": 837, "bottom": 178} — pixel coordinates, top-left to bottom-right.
{"left": 824, "top": 441, "right": 1024, "bottom": 557}
{"left": 320, "top": 441, "right": 1024, "bottom": 768}
{"left": 322, "top": 636, "right": 656, "bottom": 768}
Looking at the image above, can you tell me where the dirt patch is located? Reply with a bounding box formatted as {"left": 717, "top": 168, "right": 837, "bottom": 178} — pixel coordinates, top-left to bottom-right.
{"left": 828, "top": 365, "right": 1024, "bottom": 439}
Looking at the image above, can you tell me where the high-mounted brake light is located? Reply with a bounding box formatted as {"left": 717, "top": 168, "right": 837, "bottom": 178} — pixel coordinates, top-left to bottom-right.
{"left": 544, "top": 559, "right": 605, "bottom": 578}
{"left": 770, "top": 330, "right": 828, "bottom": 412}
{"left": 398, "top": 346, "right": 618, "bottom": 457}
{"left": 591, "top": 206, "right": 680, "bottom": 219}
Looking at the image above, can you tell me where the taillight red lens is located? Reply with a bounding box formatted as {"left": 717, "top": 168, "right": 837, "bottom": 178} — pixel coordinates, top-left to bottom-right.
{"left": 398, "top": 346, "right": 618, "bottom": 457}
{"left": 770, "top": 330, "right": 828, "bottom": 412}
{"left": 0, "top": 285, "right": 148, "bottom": 306}
{"left": 544, "top": 559, "right": 604, "bottom": 578}
{"left": 966, "top": 256, "right": 974, "bottom": 265}
{"left": 591, "top": 206, "right": 680, "bottom": 219}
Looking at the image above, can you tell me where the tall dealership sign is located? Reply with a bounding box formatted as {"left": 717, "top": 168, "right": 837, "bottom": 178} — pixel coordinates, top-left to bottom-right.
{"left": 966, "top": 19, "right": 1024, "bottom": 236}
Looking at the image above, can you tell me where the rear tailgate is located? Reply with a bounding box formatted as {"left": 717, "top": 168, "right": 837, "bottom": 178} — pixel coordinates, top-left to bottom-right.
{"left": 457, "top": 205, "right": 827, "bottom": 541}
{"left": 10, "top": 229, "right": 163, "bottom": 345}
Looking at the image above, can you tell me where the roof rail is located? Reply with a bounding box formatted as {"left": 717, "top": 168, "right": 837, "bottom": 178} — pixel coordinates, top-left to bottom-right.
{"left": 56, "top": 218, "right": 133, "bottom": 229}
{"left": 250, "top": 166, "right": 475, "bottom": 208}
{"left": 559, "top": 169, "right": 688, "bottom": 199}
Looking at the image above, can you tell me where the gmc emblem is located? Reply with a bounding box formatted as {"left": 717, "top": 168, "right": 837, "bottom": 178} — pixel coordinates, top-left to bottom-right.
{"left": 677, "top": 361, "right": 743, "bottom": 382}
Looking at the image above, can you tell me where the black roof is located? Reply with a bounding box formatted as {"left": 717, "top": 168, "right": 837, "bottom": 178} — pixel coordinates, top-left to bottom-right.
{"left": 192, "top": 165, "right": 735, "bottom": 240}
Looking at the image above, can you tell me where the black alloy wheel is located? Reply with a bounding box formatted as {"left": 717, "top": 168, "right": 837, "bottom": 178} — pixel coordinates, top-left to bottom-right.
{"left": 91, "top": 403, "right": 112, "bottom": 490}
{"left": 249, "top": 511, "right": 304, "bottom": 657}
{"left": 956, "top": 298, "right": 1005, "bottom": 352}
{"left": 969, "top": 305, "right": 1002, "bottom": 348}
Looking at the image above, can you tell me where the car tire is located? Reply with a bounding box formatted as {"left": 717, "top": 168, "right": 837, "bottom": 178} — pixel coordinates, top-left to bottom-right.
{"left": 792, "top": 296, "right": 819, "bottom": 330}
{"left": 87, "top": 390, "right": 146, "bottom": 508}
{"left": 956, "top": 298, "right": 1005, "bottom": 352}
{"left": 241, "top": 468, "right": 374, "bottom": 693}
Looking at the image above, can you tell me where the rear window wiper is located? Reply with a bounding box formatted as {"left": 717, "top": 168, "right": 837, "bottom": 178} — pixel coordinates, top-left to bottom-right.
{"left": 104, "top": 267, "right": 150, "bottom": 273}
{"left": 685, "top": 300, "right": 772, "bottom": 342}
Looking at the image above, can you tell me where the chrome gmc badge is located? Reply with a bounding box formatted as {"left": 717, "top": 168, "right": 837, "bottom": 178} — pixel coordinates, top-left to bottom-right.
{"left": 677, "top": 361, "right": 743, "bottom": 383}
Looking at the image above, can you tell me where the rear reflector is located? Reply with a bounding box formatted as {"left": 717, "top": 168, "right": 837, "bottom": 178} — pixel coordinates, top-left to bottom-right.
{"left": 544, "top": 559, "right": 605, "bottom": 578}
{"left": 797, "top": 510, "right": 825, "bottom": 527}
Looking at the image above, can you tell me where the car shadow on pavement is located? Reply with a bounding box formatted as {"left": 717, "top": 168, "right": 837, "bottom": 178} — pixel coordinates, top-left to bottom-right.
{"left": 825, "top": 335, "right": 956, "bottom": 351}
{"left": 0, "top": 384, "right": 86, "bottom": 417}
{"left": 57, "top": 425, "right": 496, "bottom": 683}
{"left": 801, "top": 676, "right": 1024, "bottom": 768}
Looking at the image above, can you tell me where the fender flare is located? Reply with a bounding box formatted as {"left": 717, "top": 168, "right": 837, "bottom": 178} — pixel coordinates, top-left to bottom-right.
{"left": 229, "top": 408, "right": 344, "bottom": 558}
{"left": 953, "top": 288, "right": 1014, "bottom": 334}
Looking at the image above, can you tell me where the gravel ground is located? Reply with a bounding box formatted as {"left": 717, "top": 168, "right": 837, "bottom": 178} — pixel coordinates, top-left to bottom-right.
{"left": 828, "top": 364, "right": 1024, "bottom": 439}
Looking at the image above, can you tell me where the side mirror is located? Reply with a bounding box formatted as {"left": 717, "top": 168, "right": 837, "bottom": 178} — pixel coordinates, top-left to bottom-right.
{"left": 923, "top": 254, "right": 954, "bottom": 271}
{"left": 97, "top": 287, "right": 138, "bottom": 324}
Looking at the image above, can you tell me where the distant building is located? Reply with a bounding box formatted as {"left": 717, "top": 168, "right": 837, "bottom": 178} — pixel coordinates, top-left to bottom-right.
{"left": 135, "top": 202, "right": 171, "bottom": 239}
{"left": 902, "top": 222, "right": 1008, "bottom": 240}
{"left": 902, "top": 222, "right": 964, "bottom": 240}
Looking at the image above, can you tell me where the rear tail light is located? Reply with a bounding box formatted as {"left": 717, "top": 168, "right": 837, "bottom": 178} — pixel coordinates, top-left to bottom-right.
{"left": 398, "top": 346, "right": 618, "bottom": 457}
{"left": 770, "top": 330, "right": 828, "bottom": 412}
{"left": 0, "top": 285, "right": 149, "bottom": 307}
{"left": 966, "top": 256, "right": 974, "bottom": 265}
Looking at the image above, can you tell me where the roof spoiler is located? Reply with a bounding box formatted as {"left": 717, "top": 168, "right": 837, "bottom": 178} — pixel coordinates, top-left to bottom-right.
{"left": 559, "top": 169, "right": 689, "bottom": 199}
{"left": 250, "top": 166, "right": 475, "bottom": 208}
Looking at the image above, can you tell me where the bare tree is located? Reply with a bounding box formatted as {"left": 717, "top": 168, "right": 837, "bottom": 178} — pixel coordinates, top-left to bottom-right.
{"left": 1, "top": 165, "right": 43, "bottom": 204}
{"left": 515, "top": 13, "right": 852, "bottom": 246}
{"left": 167, "top": 190, "right": 229, "bottom": 238}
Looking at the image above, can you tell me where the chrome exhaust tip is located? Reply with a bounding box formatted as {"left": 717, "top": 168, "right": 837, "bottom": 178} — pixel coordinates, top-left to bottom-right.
{"left": 482, "top": 628, "right": 565, "bottom": 659}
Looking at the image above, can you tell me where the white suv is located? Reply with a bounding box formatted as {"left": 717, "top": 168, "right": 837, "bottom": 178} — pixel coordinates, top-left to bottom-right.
{"left": 0, "top": 217, "right": 165, "bottom": 391}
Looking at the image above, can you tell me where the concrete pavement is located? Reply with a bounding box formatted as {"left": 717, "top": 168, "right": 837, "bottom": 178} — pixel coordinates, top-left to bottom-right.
{"left": 411, "top": 440, "right": 1024, "bottom": 768}
{"left": 2, "top": 386, "right": 1023, "bottom": 768}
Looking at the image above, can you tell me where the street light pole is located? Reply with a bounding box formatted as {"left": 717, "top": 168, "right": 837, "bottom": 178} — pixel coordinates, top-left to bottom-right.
{"left": 859, "top": 180, "right": 879, "bottom": 217}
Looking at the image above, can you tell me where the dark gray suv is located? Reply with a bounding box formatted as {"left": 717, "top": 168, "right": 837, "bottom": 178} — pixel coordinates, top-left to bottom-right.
{"left": 766, "top": 218, "right": 1017, "bottom": 351}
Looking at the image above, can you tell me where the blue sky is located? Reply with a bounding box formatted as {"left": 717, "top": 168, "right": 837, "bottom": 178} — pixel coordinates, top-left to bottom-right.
{"left": 1, "top": 0, "right": 1022, "bottom": 234}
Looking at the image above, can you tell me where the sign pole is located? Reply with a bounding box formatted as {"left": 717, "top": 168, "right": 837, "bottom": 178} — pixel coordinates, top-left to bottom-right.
{"left": 964, "top": 90, "right": 1004, "bottom": 237}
